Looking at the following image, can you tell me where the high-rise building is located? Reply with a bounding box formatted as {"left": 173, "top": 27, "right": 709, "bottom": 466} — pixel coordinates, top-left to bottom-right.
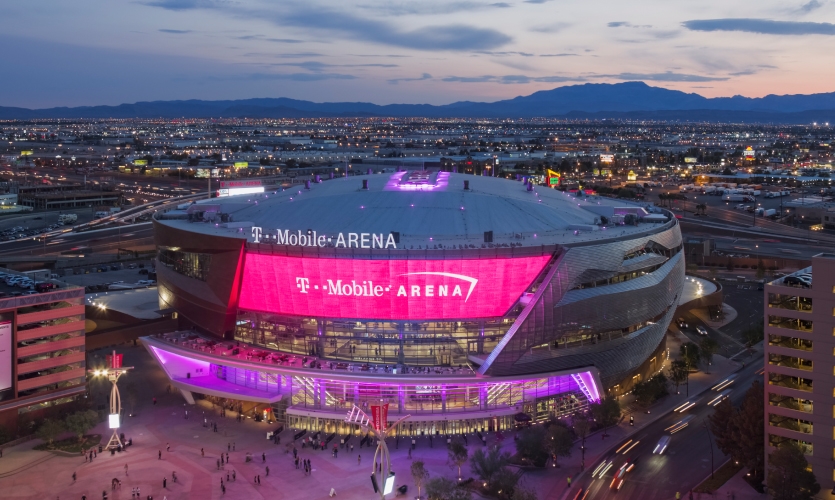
{"left": 764, "top": 253, "right": 835, "bottom": 487}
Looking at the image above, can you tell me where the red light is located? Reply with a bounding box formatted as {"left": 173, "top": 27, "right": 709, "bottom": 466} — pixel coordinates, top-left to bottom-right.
{"left": 239, "top": 254, "right": 550, "bottom": 320}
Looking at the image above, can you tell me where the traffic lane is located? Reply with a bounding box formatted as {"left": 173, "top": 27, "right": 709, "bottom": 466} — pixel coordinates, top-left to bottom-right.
{"left": 0, "top": 225, "right": 154, "bottom": 255}
{"left": 720, "top": 288, "right": 764, "bottom": 340}
{"left": 675, "top": 312, "right": 741, "bottom": 358}
{"left": 578, "top": 361, "right": 764, "bottom": 500}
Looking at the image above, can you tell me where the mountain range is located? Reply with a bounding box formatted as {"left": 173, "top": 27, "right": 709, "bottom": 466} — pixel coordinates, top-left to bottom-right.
{"left": 3, "top": 82, "right": 835, "bottom": 123}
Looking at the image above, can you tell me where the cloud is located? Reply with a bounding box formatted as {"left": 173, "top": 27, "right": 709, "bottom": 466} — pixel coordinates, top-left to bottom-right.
{"left": 683, "top": 18, "right": 835, "bottom": 35}
{"left": 540, "top": 53, "right": 578, "bottom": 57}
{"left": 143, "top": 2, "right": 512, "bottom": 51}
{"left": 356, "top": 1, "right": 511, "bottom": 16}
{"left": 442, "top": 74, "right": 583, "bottom": 84}
{"left": 274, "top": 7, "right": 512, "bottom": 51}
{"left": 271, "top": 61, "right": 399, "bottom": 73}
{"left": 388, "top": 73, "right": 433, "bottom": 84}
{"left": 524, "top": 0, "right": 552, "bottom": 3}
{"left": 799, "top": 0, "right": 824, "bottom": 13}
{"left": 236, "top": 35, "right": 304, "bottom": 43}
{"left": 159, "top": 29, "right": 192, "bottom": 34}
{"left": 475, "top": 51, "right": 534, "bottom": 57}
{"left": 242, "top": 72, "right": 357, "bottom": 82}
{"left": 142, "top": 0, "right": 218, "bottom": 10}
{"left": 602, "top": 71, "right": 729, "bottom": 82}
{"left": 529, "top": 22, "right": 571, "bottom": 33}
{"left": 607, "top": 21, "right": 652, "bottom": 28}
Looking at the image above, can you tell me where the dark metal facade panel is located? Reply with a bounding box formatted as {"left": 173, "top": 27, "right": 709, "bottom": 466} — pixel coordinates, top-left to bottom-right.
{"left": 483, "top": 224, "right": 684, "bottom": 379}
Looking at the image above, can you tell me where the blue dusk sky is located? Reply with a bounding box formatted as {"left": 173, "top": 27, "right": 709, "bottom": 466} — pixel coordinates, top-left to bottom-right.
{"left": 2, "top": 0, "right": 835, "bottom": 107}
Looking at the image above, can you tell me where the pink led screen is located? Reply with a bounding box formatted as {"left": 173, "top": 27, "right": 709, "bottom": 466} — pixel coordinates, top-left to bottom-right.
{"left": 239, "top": 253, "right": 551, "bottom": 320}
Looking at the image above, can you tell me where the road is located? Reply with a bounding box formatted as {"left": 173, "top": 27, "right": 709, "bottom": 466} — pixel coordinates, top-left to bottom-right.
{"left": 0, "top": 223, "right": 154, "bottom": 257}
{"left": 572, "top": 359, "right": 764, "bottom": 500}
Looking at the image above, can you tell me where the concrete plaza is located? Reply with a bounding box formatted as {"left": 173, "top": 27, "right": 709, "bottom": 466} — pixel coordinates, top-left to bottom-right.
{"left": 0, "top": 333, "right": 759, "bottom": 500}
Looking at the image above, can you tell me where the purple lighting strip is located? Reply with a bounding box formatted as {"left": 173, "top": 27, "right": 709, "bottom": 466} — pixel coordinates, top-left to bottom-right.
{"left": 384, "top": 171, "right": 450, "bottom": 191}
{"left": 571, "top": 372, "right": 601, "bottom": 403}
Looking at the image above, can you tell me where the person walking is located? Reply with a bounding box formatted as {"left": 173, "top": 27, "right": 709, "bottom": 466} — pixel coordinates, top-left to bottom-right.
{"left": 567, "top": 476, "right": 571, "bottom": 487}
{"left": 262, "top": 452, "right": 266, "bottom": 463}
{"left": 226, "top": 472, "right": 230, "bottom": 482}
{"left": 124, "top": 464, "right": 129, "bottom": 476}
{"left": 232, "top": 470, "right": 236, "bottom": 481}
{"left": 227, "top": 443, "right": 230, "bottom": 452}
{"left": 201, "top": 448, "right": 204, "bottom": 457}
{"left": 158, "top": 451, "right": 162, "bottom": 460}
{"left": 266, "top": 466, "right": 270, "bottom": 476}
{"left": 162, "top": 478, "right": 167, "bottom": 489}
{"left": 357, "top": 454, "right": 361, "bottom": 465}
{"left": 166, "top": 443, "right": 170, "bottom": 452}
{"left": 72, "top": 472, "right": 77, "bottom": 482}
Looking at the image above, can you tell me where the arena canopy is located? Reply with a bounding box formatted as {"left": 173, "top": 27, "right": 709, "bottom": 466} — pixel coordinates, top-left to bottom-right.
{"left": 238, "top": 253, "right": 551, "bottom": 320}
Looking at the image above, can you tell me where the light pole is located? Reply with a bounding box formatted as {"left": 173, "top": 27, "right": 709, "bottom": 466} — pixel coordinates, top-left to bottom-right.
{"left": 703, "top": 419, "right": 715, "bottom": 479}
{"left": 345, "top": 404, "right": 411, "bottom": 500}
{"left": 90, "top": 350, "right": 133, "bottom": 450}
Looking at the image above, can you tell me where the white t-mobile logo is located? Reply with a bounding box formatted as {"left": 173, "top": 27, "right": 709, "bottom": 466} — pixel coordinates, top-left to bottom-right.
{"left": 296, "top": 277, "right": 310, "bottom": 293}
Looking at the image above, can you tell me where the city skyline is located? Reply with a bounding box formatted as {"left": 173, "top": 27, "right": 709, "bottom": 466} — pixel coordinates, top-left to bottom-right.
{"left": 3, "top": 0, "right": 835, "bottom": 108}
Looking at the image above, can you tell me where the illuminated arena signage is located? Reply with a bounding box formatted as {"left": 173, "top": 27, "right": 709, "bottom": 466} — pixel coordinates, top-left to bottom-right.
{"left": 251, "top": 227, "right": 397, "bottom": 249}
{"left": 238, "top": 253, "right": 551, "bottom": 320}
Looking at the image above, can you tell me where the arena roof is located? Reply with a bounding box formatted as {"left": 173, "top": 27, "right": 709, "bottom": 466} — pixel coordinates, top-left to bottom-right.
{"left": 157, "top": 171, "right": 671, "bottom": 247}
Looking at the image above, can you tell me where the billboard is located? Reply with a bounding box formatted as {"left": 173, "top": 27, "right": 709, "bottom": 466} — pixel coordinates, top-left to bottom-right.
{"left": 239, "top": 253, "right": 551, "bottom": 320}
{"left": 0, "top": 322, "right": 10, "bottom": 391}
{"left": 600, "top": 154, "right": 614, "bottom": 163}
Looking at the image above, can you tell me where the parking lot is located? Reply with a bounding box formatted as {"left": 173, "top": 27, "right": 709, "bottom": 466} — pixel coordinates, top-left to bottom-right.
{"left": 60, "top": 260, "right": 157, "bottom": 292}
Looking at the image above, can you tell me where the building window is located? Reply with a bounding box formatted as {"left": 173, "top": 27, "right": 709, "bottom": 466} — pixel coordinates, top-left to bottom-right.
{"left": 769, "top": 334, "right": 812, "bottom": 351}
{"left": 768, "top": 372, "right": 813, "bottom": 392}
{"left": 769, "top": 393, "right": 812, "bottom": 413}
{"left": 158, "top": 247, "right": 211, "bottom": 281}
{"left": 768, "top": 316, "right": 813, "bottom": 332}
{"left": 769, "top": 434, "right": 812, "bottom": 455}
{"left": 768, "top": 353, "right": 812, "bottom": 371}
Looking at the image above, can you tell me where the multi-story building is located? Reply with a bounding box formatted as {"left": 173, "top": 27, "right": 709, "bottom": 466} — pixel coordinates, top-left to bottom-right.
{"left": 144, "top": 171, "right": 684, "bottom": 434}
{"left": 764, "top": 253, "right": 835, "bottom": 490}
{"left": 0, "top": 274, "right": 87, "bottom": 433}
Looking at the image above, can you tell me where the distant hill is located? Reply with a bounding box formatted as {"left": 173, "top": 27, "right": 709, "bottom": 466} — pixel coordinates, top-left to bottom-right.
{"left": 3, "top": 82, "right": 835, "bottom": 123}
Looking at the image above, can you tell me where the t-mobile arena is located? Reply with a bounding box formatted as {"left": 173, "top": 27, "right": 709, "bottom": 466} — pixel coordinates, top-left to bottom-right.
{"left": 142, "top": 171, "right": 684, "bottom": 435}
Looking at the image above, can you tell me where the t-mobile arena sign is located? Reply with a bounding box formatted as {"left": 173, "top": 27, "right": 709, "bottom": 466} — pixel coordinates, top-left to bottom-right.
{"left": 238, "top": 253, "right": 551, "bottom": 320}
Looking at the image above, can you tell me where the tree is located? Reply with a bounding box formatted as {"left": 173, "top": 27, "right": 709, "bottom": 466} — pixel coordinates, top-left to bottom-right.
{"left": 589, "top": 395, "right": 621, "bottom": 437}
{"left": 512, "top": 486, "right": 538, "bottom": 500}
{"left": 756, "top": 259, "right": 765, "bottom": 280}
{"left": 411, "top": 460, "right": 429, "bottom": 500}
{"left": 709, "top": 398, "right": 740, "bottom": 459}
{"left": 515, "top": 426, "right": 549, "bottom": 466}
{"left": 36, "top": 419, "right": 64, "bottom": 448}
{"left": 547, "top": 424, "right": 573, "bottom": 468}
{"left": 680, "top": 342, "right": 701, "bottom": 371}
{"left": 470, "top": 447, "right": 510, "bottom": 485}
{"left": 699, "top": 337, "right": 719, "bottom": 373}
{"left": 735, "top": 381, "right": 765, "bottom": 479}
{"left": 65, "top": 410, "right": 99, "bottom": 443}
{"left": 491, "top": 468, "right": 519, "bottom": 497}
{"left": 669, "top": 360, "right": 689, "bottom": 394}
{"left": 425, "top": 477, "right": 472, "bottom": 500}
{"left": 447, "top": 440, "right": 469, "bottom": 481}
{"left": 766, "top": 443, "right": 820, "bottom": 500}
{"left": 572, "top": 412, "right": 591, "bottom": 470}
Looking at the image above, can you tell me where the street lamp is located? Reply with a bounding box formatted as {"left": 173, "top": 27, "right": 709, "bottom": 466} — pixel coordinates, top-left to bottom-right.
{"left": 345, "top": 404, "right": 411, "bottom": 499}
{"left": 89, "top": 350, "right": 133, "bottom": 450}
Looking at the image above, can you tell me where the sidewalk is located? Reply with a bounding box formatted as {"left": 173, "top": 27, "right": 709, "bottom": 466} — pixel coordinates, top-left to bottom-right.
{"left": 711, "top": 468, "right": 767, "bottom": 499}
{"left": 691, "top": 303, "right": 739, "bottom": 330}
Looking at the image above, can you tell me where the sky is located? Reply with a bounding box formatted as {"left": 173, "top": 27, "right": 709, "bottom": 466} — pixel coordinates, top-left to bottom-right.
{"left": 2, "top": 0, "right": 835, "bottom": 108}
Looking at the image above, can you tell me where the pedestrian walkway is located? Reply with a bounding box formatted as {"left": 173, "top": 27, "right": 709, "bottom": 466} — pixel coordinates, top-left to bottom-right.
{"left": 711, "top": 468, "right": 767, "bottom": 499}
{"left": 691, "top": 303, "right": 738, "bottom": 329}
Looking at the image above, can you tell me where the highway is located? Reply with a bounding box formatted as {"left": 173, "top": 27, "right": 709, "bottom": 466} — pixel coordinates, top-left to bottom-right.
{"left": 571, "top": 359, "right": 763, "bottom": 500}
{"left": 0, "top": 223, "right": 154, "bottom": 257}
